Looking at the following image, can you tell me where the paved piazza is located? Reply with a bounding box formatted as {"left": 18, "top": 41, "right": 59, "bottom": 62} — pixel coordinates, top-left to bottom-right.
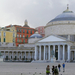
{"left": 0, "top": 62, "right": 74, "bottom": 75}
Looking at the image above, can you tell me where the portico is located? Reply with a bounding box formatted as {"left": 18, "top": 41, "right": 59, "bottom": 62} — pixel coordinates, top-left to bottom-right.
{"left": 35, "top": 35, "right": 73, "bottom": 62}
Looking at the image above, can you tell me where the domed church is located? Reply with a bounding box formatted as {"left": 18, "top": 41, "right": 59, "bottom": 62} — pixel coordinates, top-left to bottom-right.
{"left": 34, "top": 5, "right": 75, "bottom": 62}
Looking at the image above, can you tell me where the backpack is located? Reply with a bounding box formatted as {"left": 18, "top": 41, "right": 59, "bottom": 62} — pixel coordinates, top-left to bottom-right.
{"left": 54, "top": 68, "right": 58, "bottom": 73}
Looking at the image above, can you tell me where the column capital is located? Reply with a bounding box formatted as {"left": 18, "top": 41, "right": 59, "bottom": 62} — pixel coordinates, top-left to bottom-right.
{"left": 39, "top": 45, "right": 41, "bottom": 47}
{"left": 48, "top": 45, "right": 51, "bottom": 46}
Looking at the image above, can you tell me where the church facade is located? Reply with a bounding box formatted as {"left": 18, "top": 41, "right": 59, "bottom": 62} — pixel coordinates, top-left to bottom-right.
{"left": 34, "top": 5, "right": 75, "bottom": 62}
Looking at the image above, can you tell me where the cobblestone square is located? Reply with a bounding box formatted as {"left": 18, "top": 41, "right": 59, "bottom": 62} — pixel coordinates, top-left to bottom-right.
{"left": 0, "top": 62, "right": 74, "bottom": 75}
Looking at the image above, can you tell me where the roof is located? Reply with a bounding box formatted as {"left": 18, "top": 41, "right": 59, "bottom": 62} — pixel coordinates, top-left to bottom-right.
{"left": 48, "top": 5, "right": 75, "bottom": 23}
{"left": 38, "top": 35, "right": 66, "bottom": 43}
{"left": 6, "top": 25, "right": 35, "bottom": 30}
{"left": 30, "top": 32, "right": 42, "bottom": 38}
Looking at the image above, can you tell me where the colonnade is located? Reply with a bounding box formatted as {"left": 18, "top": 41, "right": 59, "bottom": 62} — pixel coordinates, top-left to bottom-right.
{"left": 35, "top": 44, "right": 71, "bottom": 61}
{"left": 2, "top": 50, "right": 35, "bottom": 61}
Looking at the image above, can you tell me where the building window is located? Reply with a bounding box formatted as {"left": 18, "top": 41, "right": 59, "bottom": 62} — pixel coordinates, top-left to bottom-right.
{"left": 0, "top": 32, "right": 1, "bottom": 36}
{"left": 27, "top": 35, "right": 28, "bottom": 38}
{"left": 27, "top": 30, "right": 28, "bottom": 34}
{"left": 20, "top": 29, "right": 21, "bottom": 33}
{"left": 13, "top": 33, "right": 15, "bottom": 37}
{"left": 31, "top": 31, "right": 32, "bottom": 34}
{"left": 13, "top": 43, "right": 14, "bottom": 46}
{"left": 4, "top": 38, "right": 5, "bottom": 42}
{"left": 17, "top": 34, "right": 19, "bottom": 37}
{"left": 23, "top": 35, "right": 24, "bottom": 37}
{"left": 23, "top": 30, "right": 25, "bottom": 33}
{"left": 4, "top": 32, "right": 6, "bottom": 36}
{"left": 23, "top": 39, "right": 25, "bottom": 43}
{"left": 20, "top": 39, "right": 22, "bottom": 43}
{"left": 0, "top": 38, "right": 1, "bottom": 42}
{"left": 17, "top": 29, "right": 19, "bottom": 32}
{"left": 13, "top": 39, "right": 15, "bottom": 42}
{"left": 17, "top": 39, "right": 19, "bottom": 42}
{"left": 20, "top": 34, "right": 21, "bottom": 37}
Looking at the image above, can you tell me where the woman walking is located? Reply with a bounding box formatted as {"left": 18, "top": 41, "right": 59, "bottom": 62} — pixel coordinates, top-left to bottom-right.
{"left": 46, "top": 65, "right": 51, "bottom": 75}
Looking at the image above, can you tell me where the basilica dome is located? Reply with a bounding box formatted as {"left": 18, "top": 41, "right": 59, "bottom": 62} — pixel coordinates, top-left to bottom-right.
{"left": 29, "top": 32, "right": 42, "bottom": 38}
{"left": 28, "top": 32, "right": 42, "bottom": 43}
{"left": 45, "top": 5, "right": 75, "bottom": 36}
{"left": 49, "top": 6, "right": 75, "bottom": 23}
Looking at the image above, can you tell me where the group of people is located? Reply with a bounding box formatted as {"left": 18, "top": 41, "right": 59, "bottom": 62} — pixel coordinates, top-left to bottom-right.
{"left": 46, "top": 63, "right": 65, "bottom": 75}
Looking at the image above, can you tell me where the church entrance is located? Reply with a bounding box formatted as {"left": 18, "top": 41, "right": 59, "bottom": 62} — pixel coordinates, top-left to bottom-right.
{"left": 55, "top": 49, "right": 58, "bottom": 60}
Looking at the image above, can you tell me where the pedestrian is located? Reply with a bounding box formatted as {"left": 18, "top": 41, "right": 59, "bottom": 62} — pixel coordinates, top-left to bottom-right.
{"left": 46, "top": 65, "right": 51, "bottom": 75}
{"left": 54, "top": 66, "right": 59, "bottom": 75}
{"left": 52, "top": 65, "right": 54, "bottom": 75}
{"left": 58, "top": 64, "right": 61, "bottom": 72}
{"left": 62, "top": 63, "right": 65, "bottom": 72}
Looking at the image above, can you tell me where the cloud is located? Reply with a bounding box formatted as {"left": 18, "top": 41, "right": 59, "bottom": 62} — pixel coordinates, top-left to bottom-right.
{"left": 0, "top": 0, "right": 75, "bottom": 28}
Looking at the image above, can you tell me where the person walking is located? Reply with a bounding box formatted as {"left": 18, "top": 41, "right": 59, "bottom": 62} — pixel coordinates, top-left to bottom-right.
{"left": 46, "top": 65, "right": 51, "bottom": 75}
{"left": 58, "top": 64, "right": 61, "bottom": 72}
{"left": 54, "top": 66, "right": 59, "bottom": 75}
{"left": 52, "top": 65, "right": 54, "bottom": 75}
{"left": 62, "top": 63, "right": 65, "bottom": 72}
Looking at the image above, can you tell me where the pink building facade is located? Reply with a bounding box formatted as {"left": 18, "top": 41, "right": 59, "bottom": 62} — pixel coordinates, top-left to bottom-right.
{"left": 35, "top": 26, "right": 45, "bottom": 37}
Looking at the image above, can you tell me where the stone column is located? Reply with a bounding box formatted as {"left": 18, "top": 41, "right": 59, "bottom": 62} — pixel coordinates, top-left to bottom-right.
{"left": 4, "top": 51, "right": 5, "bottom": 61}
{"left": 39, "top": 46, "right": 41, "bottom": 60}
{"left": 48, "top": 45, "right": 50, "bottom": 60}
{"left": 35, "top": 46, "right": 37, "bottom": 60}
{"left": 44, "top": 45, "right": 45, "bottom": 60}
{"left": 53, "top": 45, "right": 55, "bottom": 56}
{"left": 67, "top": 45, "right": 70, "bottom": 61}
{"left": 45, "top": 46, "right": 47, "bottom": 60}
{"left": 28, "top": 51, "right": 30, "bottom": 60}
{"left": 21, "top": 52, "right": 22, "bottom": 60}
{"left": 25, "top": 51, "right": 26, "bottom": 60}
{"left": 58, "top": 45, "right": 60, "bottom": 61}
{"left": 63, "top": 45, "right": 65, "bottom": 60}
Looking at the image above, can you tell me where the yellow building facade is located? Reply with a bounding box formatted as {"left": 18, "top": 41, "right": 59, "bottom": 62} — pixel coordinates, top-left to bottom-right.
{"left": 0, "top": 26, "right": 16, "bottom": 46}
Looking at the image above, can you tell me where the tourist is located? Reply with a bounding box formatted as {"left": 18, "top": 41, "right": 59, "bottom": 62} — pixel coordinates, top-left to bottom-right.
{"left": 62, "top": 63, "right": 65, "bottom": 72}
{"left": 58, "top": 64, "right": 61, "bottom": 72}
{"left": 54, "top": 66, "right": 59, "bottom": 75}
{"left": 46, "top": 65, "right": 51, "bottom": 75}
{"left": 52, "top": 65, "right": 55, "bottom": 75}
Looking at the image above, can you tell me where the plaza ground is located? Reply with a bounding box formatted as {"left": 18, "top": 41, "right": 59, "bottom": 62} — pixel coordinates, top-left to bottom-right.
{"left": 0, "top": 62, "right": 75, "bottom": 75}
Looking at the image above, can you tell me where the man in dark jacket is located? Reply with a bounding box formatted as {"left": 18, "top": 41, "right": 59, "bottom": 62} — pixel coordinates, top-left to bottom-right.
{"left": 52, "top": 65, "right": 54, "bottom": 75}
{"left": 58, "top": 64, "right": 61, "bottom": 72}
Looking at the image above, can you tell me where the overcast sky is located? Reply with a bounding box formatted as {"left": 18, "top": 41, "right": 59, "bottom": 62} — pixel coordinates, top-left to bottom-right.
{"left": 0, "top": 0, "right": 75, "bottom": 28}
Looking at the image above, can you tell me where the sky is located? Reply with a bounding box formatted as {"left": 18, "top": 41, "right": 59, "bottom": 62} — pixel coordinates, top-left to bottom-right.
{"left": 0, "top": 0, "right": 75, "bottom": 28}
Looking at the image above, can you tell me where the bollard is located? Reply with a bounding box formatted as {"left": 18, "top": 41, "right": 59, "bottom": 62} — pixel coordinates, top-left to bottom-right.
{"left": 21, "top": 73, "right": 22, "bottom": 75}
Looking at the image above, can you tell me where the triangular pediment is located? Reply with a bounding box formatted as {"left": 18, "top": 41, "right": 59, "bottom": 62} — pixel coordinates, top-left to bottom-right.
{"left": 38, "top": 35, "right": 67, "bottom": 43}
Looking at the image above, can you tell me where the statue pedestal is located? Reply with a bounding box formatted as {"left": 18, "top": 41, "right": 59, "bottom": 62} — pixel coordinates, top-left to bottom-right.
{"left": 51, "top": 56, "right": 56, "bottom": 62}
